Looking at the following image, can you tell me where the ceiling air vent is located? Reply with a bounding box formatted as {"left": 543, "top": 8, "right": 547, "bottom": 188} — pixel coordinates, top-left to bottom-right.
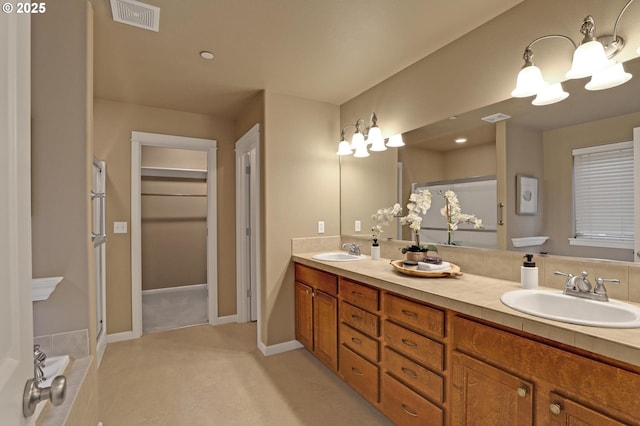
{"left": 481, "top": 113, "right": 511, "bottom": 123}
{"left": 110, "top": 0, "right": 160, "bottom": 32}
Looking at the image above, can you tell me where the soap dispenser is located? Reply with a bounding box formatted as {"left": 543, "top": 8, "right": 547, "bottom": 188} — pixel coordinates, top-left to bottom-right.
{"left": 521, "top": 254, "right": 538, "bottom": 289}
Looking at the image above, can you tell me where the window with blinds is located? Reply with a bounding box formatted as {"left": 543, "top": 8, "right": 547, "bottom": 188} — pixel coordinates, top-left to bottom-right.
{"left": 571, "top": 141, "right": 634, "bottom": 249}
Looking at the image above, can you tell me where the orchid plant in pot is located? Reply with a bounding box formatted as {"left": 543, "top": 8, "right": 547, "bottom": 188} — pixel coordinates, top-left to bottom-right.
{"left": 370, "top": 203, "right": 402, "bottom": 260}
{"left": 400, "top": 188, "right": 438, "bottom": 260}
{"left": 440, "top": 190, "right": 484, "bottom": 245}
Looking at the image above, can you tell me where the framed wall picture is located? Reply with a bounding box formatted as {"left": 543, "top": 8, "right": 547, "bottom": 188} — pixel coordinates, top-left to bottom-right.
{"left": 516, "top": 175, "right": 538, "bottom": 215}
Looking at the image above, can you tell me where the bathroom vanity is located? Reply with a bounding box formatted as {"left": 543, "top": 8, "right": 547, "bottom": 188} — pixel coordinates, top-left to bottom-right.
{"left": 293, "top": 255, "right": 640, "bottom": 425}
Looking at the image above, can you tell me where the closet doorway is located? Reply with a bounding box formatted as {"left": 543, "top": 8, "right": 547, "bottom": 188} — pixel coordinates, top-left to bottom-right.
{"left": 131, "top": 132, "right": 217, "bottom": 338}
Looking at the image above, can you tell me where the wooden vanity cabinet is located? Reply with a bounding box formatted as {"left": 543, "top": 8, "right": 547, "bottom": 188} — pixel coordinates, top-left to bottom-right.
{"left": 381, "top": 293, "right": 446, "bottom": 426}
{"left": 294, "top": 264, "right": 338, "bottom": 371}
{"left": 294, "top": 263, "right": 640, "bottom": 425}
{"left": 338, "top": 277, "right": 381, "bottom": 405}
{"left": 452, "top": 315, "right": 640, "bottom": 425}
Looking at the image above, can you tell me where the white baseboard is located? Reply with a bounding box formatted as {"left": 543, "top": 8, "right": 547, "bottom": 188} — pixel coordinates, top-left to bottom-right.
{"left": 258, "top": 339, "right": 303, "bottom": 356}
{"left": 106, "top": 331, "right": 135, "bottom": 343}
{"left": 215, "top": 315, "right": 238, "bottom": 325}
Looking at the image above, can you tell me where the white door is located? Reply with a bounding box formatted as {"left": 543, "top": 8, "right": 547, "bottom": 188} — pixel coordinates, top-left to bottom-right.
{"left": 0, "top": 11, "right": 35, "bottom": 425}
{"left": 634, "top": 127, "right": 640, "bottom": 263}
{"left": 235, "top": 124, "right": 260, "bottom": 324}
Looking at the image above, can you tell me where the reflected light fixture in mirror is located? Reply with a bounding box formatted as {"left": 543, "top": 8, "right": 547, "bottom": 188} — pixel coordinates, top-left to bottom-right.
{"left": 337, "top": 113, "right": 405, "bottom": 157}
{"left": 512, "top": 0, "right": 640, "bottom": 106}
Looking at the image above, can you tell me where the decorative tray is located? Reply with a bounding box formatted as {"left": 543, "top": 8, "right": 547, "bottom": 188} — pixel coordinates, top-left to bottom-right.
{"left": 390, "top": 260, "right": 462, "bottom": 278}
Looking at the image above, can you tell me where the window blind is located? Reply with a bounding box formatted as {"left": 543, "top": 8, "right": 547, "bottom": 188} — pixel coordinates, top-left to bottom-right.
{"left": 573, "top": 141, "right": 634, "bottom": 243}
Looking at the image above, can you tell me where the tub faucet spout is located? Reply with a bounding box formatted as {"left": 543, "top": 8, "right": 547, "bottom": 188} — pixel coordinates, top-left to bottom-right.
{"left": 33, "top": 345, "right": 47, "bottom": 384}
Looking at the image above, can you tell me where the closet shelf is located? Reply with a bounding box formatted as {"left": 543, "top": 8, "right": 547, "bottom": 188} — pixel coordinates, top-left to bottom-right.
{"left": 141, "top": 166, "right": 207, "bottom": 180}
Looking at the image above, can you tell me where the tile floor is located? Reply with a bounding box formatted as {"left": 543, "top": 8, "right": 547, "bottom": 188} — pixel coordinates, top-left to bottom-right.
{"left": 98, "top": 323, "right": 392, "bottom": 425}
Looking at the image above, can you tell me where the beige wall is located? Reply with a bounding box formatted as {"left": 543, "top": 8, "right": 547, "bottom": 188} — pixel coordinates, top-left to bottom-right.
{"left": 505, "top": 123, "right": 544, "bottom": 251}
{"left": 543, "top": 111, "right": 640, "bottom": 261}
{"left": 263, "top": 91, "right": 340, "bottom": 345}
{"left": 93, "top": 99, "right": 237, "bottom": 334}
{"left": 31, "top": 0, "right": 94, "bottom": 346}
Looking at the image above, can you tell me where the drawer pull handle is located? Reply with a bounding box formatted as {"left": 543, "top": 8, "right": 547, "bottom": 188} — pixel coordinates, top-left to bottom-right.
{"left": 401, "top": 367, "right": 418, "bottom": 378}
{"left": 516, "top": 387, "right": 527, "bottom": 398}
{"left": 351, "top": 367, "right": 363, "bottom": 376}
{"left": 401, "top": 309, "right": 418, "bottom": 318}
{"left": 549, "top": 403, "right": 562, "bottom": 416}
{"left": 351, "top": 314, "right": 362, "bottom": 321}
{"left": 401, "top": 338, "right": 418, "bottom": 348}
{"left": 401, "top": 404, "right": 418, "bottom": 417}
{"left": 351, "top": 291, "right": 363, "bottom": 297}
{"left": 351, "top": 337, "right": 362, "bottom": 345}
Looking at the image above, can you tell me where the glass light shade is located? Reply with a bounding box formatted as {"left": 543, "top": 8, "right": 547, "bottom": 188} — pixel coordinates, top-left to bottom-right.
{"left": 336, "top": 140, "right": 353, "bottom": 156}
{"left": 386, "top": 134, "right": 405, "bottom": 147}
{"left": 511, "top": 65, "right": 545, "bottom": 97}
{"left": 532, "top": 83, "right": 569, "bottom": 106}
{"left": 353, "top": 143, "right": 370, "bottom": 158}
{"left": 350, "top": 131, "right": 365, "bottom": 150}
{"left": 585, "top": 62, "right": 632, "bottom": 91}
{"left": 566, "top": 40, "right": 611, "bottom": 79}
{"left": 367, "top": 126, "right": 386, "bottom": 151}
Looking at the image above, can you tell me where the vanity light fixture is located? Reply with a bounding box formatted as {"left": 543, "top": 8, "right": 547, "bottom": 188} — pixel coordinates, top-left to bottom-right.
{"left": 512, "top": 0, "right": 638, "bottom": 106}
{"left": 337, "top": 113, "right": 402, "bottom": 157}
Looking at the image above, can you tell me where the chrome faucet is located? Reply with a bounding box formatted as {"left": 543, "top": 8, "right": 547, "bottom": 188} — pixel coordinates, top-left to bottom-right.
{"left": 33, "top": 345, "right": 47, "bottom": 384}
{"left": 554, "top": 271, "right": 620, "bottom": 302}
{"left": 342, "top": 242, "right": 361, "bottom": 256}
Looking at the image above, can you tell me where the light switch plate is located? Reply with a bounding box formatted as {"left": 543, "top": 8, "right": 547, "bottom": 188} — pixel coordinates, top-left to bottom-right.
{"left": 317, "top": 221, "right": 325, "bottom": 234}
{"left": 114, "top": 221, "right": 128, "bottom": 234}
{"left": 355, "top": 220, "right": 361, "bottom": 232}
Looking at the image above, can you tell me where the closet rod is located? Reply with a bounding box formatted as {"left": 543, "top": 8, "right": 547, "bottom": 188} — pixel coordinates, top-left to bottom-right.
{"left": 141, "top": 193, "right": 206, "bottom": 197}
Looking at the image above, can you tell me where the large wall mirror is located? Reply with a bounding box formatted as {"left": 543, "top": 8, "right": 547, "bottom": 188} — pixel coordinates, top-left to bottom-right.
{"left": 340, "top": 56, "right": 640, "bottom": 262}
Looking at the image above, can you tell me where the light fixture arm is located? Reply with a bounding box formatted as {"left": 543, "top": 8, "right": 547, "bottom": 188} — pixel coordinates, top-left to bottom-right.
{"left": 612, "top": 0, "right": 636, "bottom": 41}
{"left": 522, "top": 34, "right": 577, "bottom": 65}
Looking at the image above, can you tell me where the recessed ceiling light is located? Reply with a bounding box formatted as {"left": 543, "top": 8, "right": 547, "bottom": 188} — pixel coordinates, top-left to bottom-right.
{"left": 449, "top": 116, "right": 458, "bottom": 120}
{"left": 200, "top": 51, "right": 214, "bottom": 60}
{"left": 455, "top": 137, "right": 467, "bottom": 144}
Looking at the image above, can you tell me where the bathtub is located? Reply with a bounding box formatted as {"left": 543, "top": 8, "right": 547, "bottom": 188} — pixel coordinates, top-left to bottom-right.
{"left": 35, "top": 355, "right": 70, "bottom": 420}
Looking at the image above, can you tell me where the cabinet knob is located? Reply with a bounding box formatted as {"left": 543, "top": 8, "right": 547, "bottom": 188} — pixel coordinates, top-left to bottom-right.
{"left": 549, "top": 403, "right": 562, "bottom": 416}
{"left": 516, "top": 387, "right": 527, "bottom": 398}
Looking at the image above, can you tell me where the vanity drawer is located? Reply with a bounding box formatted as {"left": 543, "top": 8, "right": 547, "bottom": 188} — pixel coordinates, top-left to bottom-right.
{"left": 295, "top": 263, "right": 337, "bottom": 296}
{"left": 339, "top": 345, "right": 379, "bottom": 405}
{"left": 340, "top": 301, "right": 380, "bottom": 337}
{"left": 381, "top": 373, "right": 443, "bottom": 426}
{"left": 383, "top": 321, "right": 444, "bottom": 371}
{"left": 384, "top": 293, "right": 444, "bottom": 339}
{"left": 383, "top": 347, "right": 443, "bottom": 403}
{"left": 340, "top": 323, "right": 379, "bottom": 363}
{"left": 340, "top": 278, "right": 379, "bottom": 313}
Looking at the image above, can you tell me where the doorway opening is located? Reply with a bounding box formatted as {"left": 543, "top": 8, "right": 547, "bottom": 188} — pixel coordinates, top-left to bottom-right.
{"left": 235, "top": 124, "right": 261, "bottom": 340}
{"left": 131, "top": 132, "right": 217, "bottom": 338}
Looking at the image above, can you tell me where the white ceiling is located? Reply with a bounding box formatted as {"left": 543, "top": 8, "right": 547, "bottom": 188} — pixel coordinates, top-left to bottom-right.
{"left": 92, "top": 0, "right": 523, "bottom": 119}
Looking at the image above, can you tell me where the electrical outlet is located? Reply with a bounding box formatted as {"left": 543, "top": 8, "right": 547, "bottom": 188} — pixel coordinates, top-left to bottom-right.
{"left": 317, "top": 221, "right": 325, "bottom": 234}
{"left": 114, "top": 221, "right": 128, "bottom": 234}
{"left": 355, "top": 220, "right": 361, "bottom": 232}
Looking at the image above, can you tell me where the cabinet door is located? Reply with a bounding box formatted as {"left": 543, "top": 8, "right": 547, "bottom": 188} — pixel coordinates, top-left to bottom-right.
{"left": 451, "top": 352, "right": 533, "bottom": 425}
{"left": 294, "top": 281, "right": 313, "bottom": 350}
{"left": 314, "top": 290, "right": 338, "bottom": 371}
{"left": 548, "top": 392, "right": 627, "bottom": 426}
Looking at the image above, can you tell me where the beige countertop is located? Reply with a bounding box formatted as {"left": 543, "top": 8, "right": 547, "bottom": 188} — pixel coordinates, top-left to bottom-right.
{"left": 292, "top": 252, "right": 640, "bottom": 368}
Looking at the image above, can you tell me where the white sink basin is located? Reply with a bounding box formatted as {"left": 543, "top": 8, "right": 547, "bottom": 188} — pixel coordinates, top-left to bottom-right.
{"left": 311, "top": 252, "right": 367, "bottom": 262}
{"left": 500, "top": 289, "right": 640, "bottom": 328}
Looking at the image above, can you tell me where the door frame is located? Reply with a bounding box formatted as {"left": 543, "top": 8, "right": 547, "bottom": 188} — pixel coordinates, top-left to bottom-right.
{"left": 92, "top": 158, "right": 107, "bottom": 364}
{"left": 235, "top": 124, "right": 261, "bottom": 330}
{"left": 130, "top": 131, "right": 217, "bottom": 338}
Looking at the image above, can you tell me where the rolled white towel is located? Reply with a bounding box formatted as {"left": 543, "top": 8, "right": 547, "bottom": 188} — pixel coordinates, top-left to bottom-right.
{"left": 417, "top": 261, "right": 451, "bottom": 272}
